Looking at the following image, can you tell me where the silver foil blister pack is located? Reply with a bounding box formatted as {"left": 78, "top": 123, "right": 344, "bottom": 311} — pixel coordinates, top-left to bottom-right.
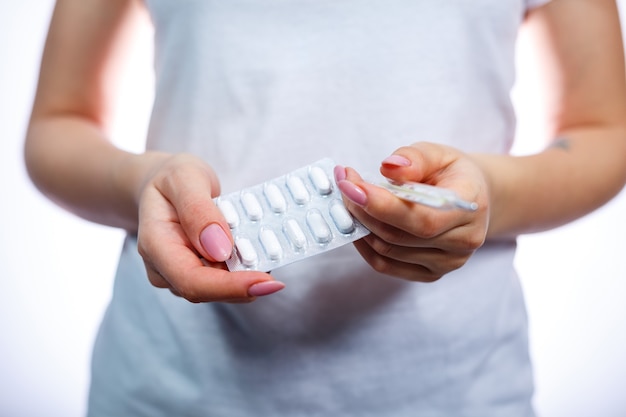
{"left": 215, "top": 158, "right": 370, "bottom": 272}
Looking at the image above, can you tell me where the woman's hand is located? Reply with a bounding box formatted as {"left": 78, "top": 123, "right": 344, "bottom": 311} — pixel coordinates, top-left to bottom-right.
{"left": 135, "top": 153, "right": 285, "bottom": 302}
{"left": 335, "top": 142, "right": 490, "bottom": 282}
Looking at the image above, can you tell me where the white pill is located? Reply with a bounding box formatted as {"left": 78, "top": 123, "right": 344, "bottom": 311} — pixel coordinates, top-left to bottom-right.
{"left": 306, "top": 209, "right": 332, "bottom": 244}
{"left": 241, "top": 192, "right": 263, "bottom": 221}
{"left": 287, "top": 175, "right": 310, "bottom": 205}
{"left": 283, "top": 218, "right": 307, "bottom": 250}
{"left": 235, "top": 237, "right": 258, "bottom": 267}
{"left": 329, "top": 201, "right": 355, "bottom": 234}
{"left": 216, "top": 199, "right": 240, "bottom": 229}
{"left": 260, "top": 228, "right": 283, "bottom": 261}
{"left": 264, "top": 183, "right": 287, "bottom": 214}
{"left": 309, "top": 166, "right": 332, "bottom": 195}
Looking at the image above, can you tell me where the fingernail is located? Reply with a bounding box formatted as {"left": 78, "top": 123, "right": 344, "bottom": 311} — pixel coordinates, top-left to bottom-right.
{"left": 200, "top": 223, "right": 233, "bottom": 262}
{"left": 338, "top": 180, "right": 368, "bottom": 206}
{"left": 334, "top": 165, "right": 346, "bottom": 182}
{"left": 248, "top": 281, "right": 286, "bottom": 297}
{"left": 382, "top": 155, "right": 411, "bottom": 167}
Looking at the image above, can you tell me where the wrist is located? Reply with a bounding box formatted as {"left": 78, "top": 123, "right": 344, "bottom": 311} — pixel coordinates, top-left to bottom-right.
{"left": 467, "top": 153, "right": 517, "bottom": 240}
{"left": 111, "top": 150, "right": 172, "bottom": 225}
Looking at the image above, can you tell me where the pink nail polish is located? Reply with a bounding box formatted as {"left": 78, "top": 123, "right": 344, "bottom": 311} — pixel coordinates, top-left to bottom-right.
{"left": 248, "top": 281, "right": 286, "bottom": 297}
{"left": 338, "top": 180, "right": 368, "bottom": 206}
{"left": 334, "top": 165, "right": 346, "bottom": 182}
{"left": 382, "top": 155, "right": 411, "bottom": 167}
{"left": 200, "top": 223, "right": 233, "bottom": 262}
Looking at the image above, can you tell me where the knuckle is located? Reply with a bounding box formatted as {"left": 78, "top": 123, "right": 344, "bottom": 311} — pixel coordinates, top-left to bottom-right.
{"left": 369, "top": 255, "right": 395, "bottom": 276}
{"left": 373, "top": 227, "right": 395, "bottom": 244}
{"left": 410, "top": 213, "right": 442, "bottom": 240}
{"left": 137, "top": 242, "right": 148, "bottom": 260}
{"left": 374, "top": 226, "right": 414, "bottom": 247}
{"left": 419, "top": 273, "right": 444, "bottom": 283}
{"left": 369, "top": 236, "right": 395, "bottom": 258}
{"left": 457, "top": 228, "right": 486, "bottom": 252}
{"left": 418, "top": 227, "right": 439, "bottom": 240}
{"left": 467, "top": 232, "right": 486, "bottom": 251}
{"left": 136, "top": 222, "right": 160, "bottom": 258}
{"left": 167, "top": 274, "right": 201, "bottom": 303}
{"left": 413, "top": 265, "right": 444, "bottom": 283}
{"left": 446, "top": 256, "right": 468, "bottom": 272}
{"left": 177, "top": 286, "right": 204, "bottom": 304}
{"left": 146, "top": 270, "right": 168, "bottom": 289}
{"left": 402, "top": 268, "right": 443, "bottom": 283}
{"left": 137, "top": 239, "right": 151, "bottom": 261}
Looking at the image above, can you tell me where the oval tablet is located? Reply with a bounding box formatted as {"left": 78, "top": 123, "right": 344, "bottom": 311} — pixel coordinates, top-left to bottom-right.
{"left": 329, "top": 201, "right": 355, "bottom": 234}
{"left": 241, "top": 192, "right": 263, "bottom": 221}
{"left": 235, "top": 237, "right": 258, "bottom": 267}
{"left": 283, "top": 218, "right": 307, "bottom": 250}
{"left": 306, "top": 209, "right": 332, "bottom": 244}
{"left": 259, "top": 228, "right": 283, "bottom": 261}
{"left": 287, "top": 176, "right": 310, "bottom": 205}
{"left": 216, "top": 199, "right": 240, "bottom": 229}
{"left": 309, "top": 166, "right": 332, "bottom": 195}
{"left": 264, "top": 183, "right": 287, "bottom": 214}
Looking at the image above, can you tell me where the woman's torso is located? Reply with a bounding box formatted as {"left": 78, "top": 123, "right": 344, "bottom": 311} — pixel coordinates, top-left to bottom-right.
{"left": 88, "top": 1, "right": 546, "bottom": 415}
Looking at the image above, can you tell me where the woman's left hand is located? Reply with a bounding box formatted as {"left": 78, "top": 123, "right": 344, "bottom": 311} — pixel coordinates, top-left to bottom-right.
{"left": 335, "top": 142, "right": 491, "bottom": 282}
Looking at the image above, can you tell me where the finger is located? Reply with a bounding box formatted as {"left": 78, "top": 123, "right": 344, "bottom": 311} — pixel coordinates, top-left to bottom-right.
{"left": 361, "top": 233, "right": 471, "bottom": 272}
{"left": 167, "top": 274, "right": 255, "bottom": 303}
{"left": 155, "top": 243, "right": 279, "bottom": 303}
{"left": 379, "top": 143, "right": 486, "bottom": 207}
{"left": 339, "top": 168, "right": 471, "bottom": 238}
{"left": 352, "top": 239, "right": 442, "bottom": 282}
{"left": 138, "top": 215, "right": 281, "bottom": 303}
{"left": 379, "top": 142, "right": 460, "bottom": 186}
{"left": 144, "top": 260, "right": 170, "bottom": 289}
{"left": 355, "top": 205, "right": 484, "bottom": 253}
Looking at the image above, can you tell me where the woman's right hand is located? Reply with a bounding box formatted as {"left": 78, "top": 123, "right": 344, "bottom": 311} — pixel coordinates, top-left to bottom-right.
{"left": 21, "top": 0, "right": 281, "bottom": 304}
{"left": 134, "top": 153, "right": 285, "bottom": 303}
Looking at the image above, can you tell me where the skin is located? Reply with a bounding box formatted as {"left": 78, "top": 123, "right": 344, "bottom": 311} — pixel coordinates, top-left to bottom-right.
{"left": 24, "top": 0, "right": 626, "bottom": 299}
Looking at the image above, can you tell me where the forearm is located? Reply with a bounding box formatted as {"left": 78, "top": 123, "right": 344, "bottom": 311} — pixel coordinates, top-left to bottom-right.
{"left": 473, "top": 126, "right": 626, "bottom": 240}
{"left": 25, "top": 115, "right": 169, "bottom": 232}
{"left": 22, "top": 0, "right": 160, "bottom": 231}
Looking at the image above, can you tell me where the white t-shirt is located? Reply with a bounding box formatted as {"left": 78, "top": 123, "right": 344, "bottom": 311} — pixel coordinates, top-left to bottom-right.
{"left": 89, "top": 1, "right": 551, "bottom": 416}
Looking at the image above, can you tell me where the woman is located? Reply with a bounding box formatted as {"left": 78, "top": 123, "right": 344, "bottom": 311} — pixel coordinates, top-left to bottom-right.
{"left": 25, "top": 0, "right": 626, "bottom": 415}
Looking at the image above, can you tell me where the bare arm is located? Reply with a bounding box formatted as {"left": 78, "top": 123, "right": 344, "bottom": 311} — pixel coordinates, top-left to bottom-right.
{"left": 24, "top": 0, "right": 157, "bottom": 231}
{"left": 474, "top": 0, "right": 626, "bottom": 239}
{"left": 336, "top": 0, "right": 626, "bottom": 281}
{"left": 24, "top": 0, "right": 281, "bottom": 301}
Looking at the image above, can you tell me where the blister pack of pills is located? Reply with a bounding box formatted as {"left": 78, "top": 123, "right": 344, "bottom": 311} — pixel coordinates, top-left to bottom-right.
{"left": 215, "top": 158, "right": 370, "bottom": 272}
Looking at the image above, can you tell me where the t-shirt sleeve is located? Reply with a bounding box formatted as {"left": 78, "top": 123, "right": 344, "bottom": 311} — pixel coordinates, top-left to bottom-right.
{"left": 526, "top": 0, "right": 551, "bottom": 9}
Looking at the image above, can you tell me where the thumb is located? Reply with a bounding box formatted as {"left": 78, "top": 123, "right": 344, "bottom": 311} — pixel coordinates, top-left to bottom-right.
{"left": 199, "top": 223, "right": 233, "bottom": 263}
{"left": 158, "top": 156, "right": 234, "bottom": 263}
{"left": 380, "top": 142, "right": 459, "bottom": 185}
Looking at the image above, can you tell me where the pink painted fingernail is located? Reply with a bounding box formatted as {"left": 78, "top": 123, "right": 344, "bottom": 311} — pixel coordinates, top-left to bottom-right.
{"left": 338, "top": 180, "right": 368, "bottom": 206}
{"left": 248, "top": 281, "right": 286, "bottom": 297}
{"left": 200, "top": 223, "right": 233, "bottom": 262}
{"left": 334, "top": 165, "right": 346, "bottom": 182}
{"left": 382, "top": 155, "right": 411, "bottom": 167}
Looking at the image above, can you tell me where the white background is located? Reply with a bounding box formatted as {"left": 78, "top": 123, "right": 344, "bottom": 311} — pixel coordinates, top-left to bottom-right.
{"left": 1, "top": 1, "right": 625, "bottom": 416}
